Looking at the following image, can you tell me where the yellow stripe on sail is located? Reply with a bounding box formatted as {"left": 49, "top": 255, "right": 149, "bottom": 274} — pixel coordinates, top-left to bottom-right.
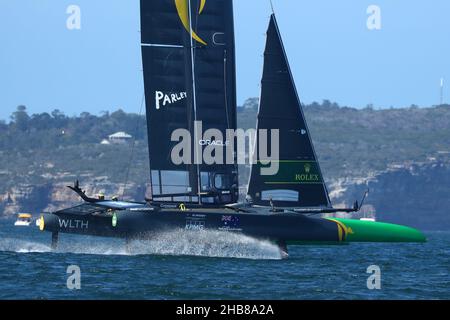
{"left": 175, "top": 0, "right": 207, "bottom": 45}
{"left": 199, "top": 0, "right": 206, "bottom": 14}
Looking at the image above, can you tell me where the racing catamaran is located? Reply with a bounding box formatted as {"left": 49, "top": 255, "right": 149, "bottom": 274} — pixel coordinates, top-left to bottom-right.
{"left": 38, "top": 0, "right": 425, "bottom": 255}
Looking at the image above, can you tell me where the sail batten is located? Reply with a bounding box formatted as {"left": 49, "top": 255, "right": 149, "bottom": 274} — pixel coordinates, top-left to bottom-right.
{"left": 247, "top": 15, "right": 331, "bottom": 208}
{"left": 141, "top": 43, "right": 185, "bottom": 48}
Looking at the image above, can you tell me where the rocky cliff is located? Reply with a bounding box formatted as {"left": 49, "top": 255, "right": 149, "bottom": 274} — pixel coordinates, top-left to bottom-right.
{"left": 0, "top": 179, "right": 150, "bottom": 217}
{"left": 1, "top": 160, "right": 449, "bottom": 231}
{"left": 329, "top": 160, "right": 450, "bottom": 230}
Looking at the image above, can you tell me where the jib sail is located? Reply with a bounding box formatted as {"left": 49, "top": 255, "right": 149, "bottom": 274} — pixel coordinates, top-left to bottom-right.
{"left": 247, "top": 15, "right": 331, "bottom": 208}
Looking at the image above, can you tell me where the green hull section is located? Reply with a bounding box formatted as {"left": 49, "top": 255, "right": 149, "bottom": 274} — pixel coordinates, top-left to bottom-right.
{"left": 331, "top": 218, "right": 426, "bottom": 243}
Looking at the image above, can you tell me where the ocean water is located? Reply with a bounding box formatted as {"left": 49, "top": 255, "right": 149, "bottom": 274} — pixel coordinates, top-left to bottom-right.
{"left": 0, "top": 218, "right": 449, "bottom": 300}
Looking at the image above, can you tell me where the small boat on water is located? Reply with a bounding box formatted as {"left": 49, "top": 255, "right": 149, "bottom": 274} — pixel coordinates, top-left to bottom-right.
{"left": 14, "top": 213, "right": 32, "bottom": 227}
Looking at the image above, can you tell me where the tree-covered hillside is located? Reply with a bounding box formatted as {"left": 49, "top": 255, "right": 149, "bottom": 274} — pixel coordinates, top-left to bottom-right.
{"left": 1, "top": 101, "right": 450, "bottom": 194}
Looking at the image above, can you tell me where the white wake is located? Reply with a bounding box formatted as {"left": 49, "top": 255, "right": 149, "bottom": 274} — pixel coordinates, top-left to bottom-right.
{"left": 0, "top": 229, "right": 283, "bottom": 260}
{"left": 0, "top": 238, "right": 52, "bottom": 253}
{"left": 128, "top": 229, "right": 283, "bottom": 260}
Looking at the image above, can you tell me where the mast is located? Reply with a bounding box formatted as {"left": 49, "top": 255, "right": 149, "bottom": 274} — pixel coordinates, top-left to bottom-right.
{"left": 187, "top": 0, "right": 202, "bottom": 204}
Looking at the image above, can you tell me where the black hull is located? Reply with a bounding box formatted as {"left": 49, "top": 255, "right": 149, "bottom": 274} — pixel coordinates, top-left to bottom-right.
{"left": 40, "top": 208, "right": 342, "bottom": 245}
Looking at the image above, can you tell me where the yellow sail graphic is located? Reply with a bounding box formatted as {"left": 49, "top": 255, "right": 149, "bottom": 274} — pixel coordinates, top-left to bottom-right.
{"left": 175, "top": 0, "right": 207, "bottom": 45}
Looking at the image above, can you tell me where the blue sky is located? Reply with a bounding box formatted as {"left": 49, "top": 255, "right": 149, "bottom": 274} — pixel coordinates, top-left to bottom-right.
{"left": 0, "top": 0, "right": 449, "bottom": 120}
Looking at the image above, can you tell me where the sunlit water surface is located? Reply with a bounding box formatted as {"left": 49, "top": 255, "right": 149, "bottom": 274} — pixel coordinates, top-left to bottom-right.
{"left": 0, "top": 218, "right": 448, "bottom": 299}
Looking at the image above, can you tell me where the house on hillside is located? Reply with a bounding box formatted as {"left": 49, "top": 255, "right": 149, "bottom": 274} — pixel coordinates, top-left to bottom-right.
{"left": 108, "top": 132, "right": 132, "bottom": 144}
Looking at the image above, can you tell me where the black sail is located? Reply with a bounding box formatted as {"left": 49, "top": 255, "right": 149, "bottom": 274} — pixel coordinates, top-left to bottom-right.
{"left": 247, "top": 15, "right": 331, "bottom": 208}
{"left": 140, "top": 0, "right": 238, "bottom": 204}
